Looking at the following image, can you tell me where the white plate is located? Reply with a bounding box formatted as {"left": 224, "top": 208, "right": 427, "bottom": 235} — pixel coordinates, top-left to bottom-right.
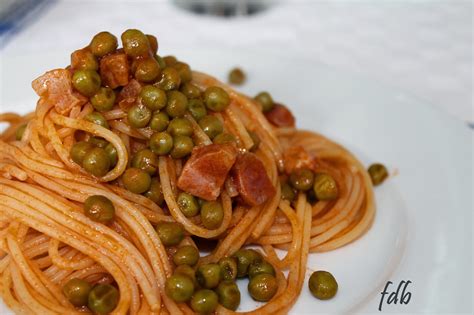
{"left": 0, "top": 49, "right": 472, "bottom": 314}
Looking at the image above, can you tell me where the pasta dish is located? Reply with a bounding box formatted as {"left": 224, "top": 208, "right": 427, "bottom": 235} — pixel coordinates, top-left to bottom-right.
{"left": 0, "top": 30, "right": 385, "bottom": 314}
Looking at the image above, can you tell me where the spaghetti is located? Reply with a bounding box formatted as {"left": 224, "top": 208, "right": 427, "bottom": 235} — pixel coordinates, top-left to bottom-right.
{"left": 0, "top": 30, "right": 375, "bottom": 315}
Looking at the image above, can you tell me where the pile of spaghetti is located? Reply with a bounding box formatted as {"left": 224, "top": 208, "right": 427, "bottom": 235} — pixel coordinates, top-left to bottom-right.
{"left": 0, "top": 30, "right": 375, "bottom": 315}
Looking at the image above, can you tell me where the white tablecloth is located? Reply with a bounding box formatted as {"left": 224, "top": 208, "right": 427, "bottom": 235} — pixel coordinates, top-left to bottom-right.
{"left": 1, "top": 0, "right": 472, "bottom": 122}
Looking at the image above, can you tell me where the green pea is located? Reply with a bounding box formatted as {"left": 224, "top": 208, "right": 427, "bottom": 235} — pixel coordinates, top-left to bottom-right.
{"left": 168, "top": 117, "right": 193, "bottom": 137}
{"left": 196, "top": 263, "right": 221, "bottom": 289}
{"left": 290, "top": 168, "right": 315, "bottom": 191}
{"left": 308, "top": 270, "right": 338, "bottom": 300}
{"left": 191, "top": 289, "right": 218, "bottom": 315}
{"left": 122, "top": 168, "right": 151, "bottom": 194}
{"left": 281, "top": 182, "right": 296, "bottom": 202}
{"left": 156, "top": 222, "right": 184, "bottom": 246}
{"left": 204, "top": 86, "right": 230, "bottom": 112}
{"left": 174, "top": 265, "right": 197, "bottom": 284}
{"left": 165, "top": 90, "right": 188, "bottom": 118}
{"left": 105, "top": 143, "right": 117, "bottom": 167}
{"left": 180, "top": 82, "right": 201, "bottom": 99}
{"left": 156, "top": 67, "right": 181, "bottom": 91}
{"left": 149, "top": 111, "right": 170, "bottom": 132}
{"left": 88, "top": 136, "right": 108, "bottom": 148}
{"left": 155, "top": 55, "right": 166, "bottom": 69}
{"left": 90, "top": 31, "right": 118, "bottom": 57}
{"left": 134, "top": 58, "right": 161, "bottom": 83}
{"left": 198, "top": 115, "right": 223, "bottom": 139}
{"left": 140, "top": 85, "right": 167, "bottom": 110}
{"left": 172, "top": 62, "right": 192, "bottom": 83}
{"left": 188, "top": 99, "right": 207, "bottom": 121}
{"left": 62, "top": 278, "right": 92, "bottom": 307}
{"left": 144, "top": 177, "right": 164, "bottom": 205}
{"left": 15, "top": 124, "right": 27, "bottom": 141}
{"left": 121, "top": 29, "right": 150, "bottom": 58}
{"left": 91, "top": 87, "right": 116, "bottom": 112}
{"left": 248, "top": 273, "right": 278, "bottom": 302}
{"left": 146, "top": 34, "right": 158, "bottom": 54}
{"left": 88, "top": 284, "right": 119, "bottom": 315}
{"left": 70, "top": 141, "right": 94, "bottom": 165}
{"left": 368, "top": 163, "right": 388, "bottom": 186}
{"left": 131, "top": 149, "right": 158, "bottom": 175}
{"left": 165, "top": 274, "right": 195, "bottom": 303}
{"left": 228, "top": 67, "right": 246, "bottom": 85}
{"left": 163, "top": 55, "right": 177, "bottom": 66}
{"left": 232, "top": 249, "right": 262, "bottom": 278}
{"left": 248, "top": 131, "right": 261, "bottom": 152}
{"left": 313, "top": 173, "right": 338, "bottom": 201}
{"left": 150, "top": 132, "right": 173, "bottom": 155}
{"left": 173, "top": 245, "right": 200, "bottom": 266}
{"left": 216, "top": 281, "right": 240, "bottom": 311}
{"left": 72, "top": 70, "right": 101, "bottom": 97}
{"left": 254, "top": 91, "right": 274, "bottom": 112}
{"left": 85, "top": 112, "right": 109, "bottom": 129}
{"left": 84, "top": 195, "right": 115, "bottom": 224}
{"left": 82, "top": 147, "right": 110, "bottom": 177}
{"left": 213, "top": 133, "right": 236, "bottom": 145}
{"left": 219, "top": 257, "right": 238, "bottom": 281}
{"left": 177, "top": 192, "right": 200, "bottom": 217}
{"left": 128, "top": 104, "right": 152, "bottom": 128}
{"left": 170, "top": 135, "right": 194, "bottom": 159}
{"left": 71, "top": 49, "right": 98, "bottom": 71}
{"left": 200, "top": 201, "right": 224, "bottom": 229}
{"left": 248, "top": 260, "right": 275, "bottom": 279}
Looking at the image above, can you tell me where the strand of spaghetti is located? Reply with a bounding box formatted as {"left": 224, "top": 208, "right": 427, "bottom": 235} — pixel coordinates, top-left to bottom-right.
{"left": 184, "top": 113, "right": 212, "bottom": 146}
{"left": 0, "top": 141, "right": 75, "bottom": 179}
{"left": 56, "top": 104, "right": 93, "bottom": 139}
{"left": 228, "top": 206, "right": 246, "bottom": 227}
{"left": 250, "top": 145, "right": 280, "bottom": 239}
{"left": 46, "top": 250, "right": 85, "bottom": 283}
{"left": 137, "top": 127, "right": 153, "bottom": 139}
{"left": 0, "top": 164, "right": 27, "bottom": 181}
{"left": 44, "top": 116, "right": 81, "bottom": 171}
{"left": 50, "top": 111, "right": 128, "bottom": 182}
{"left": 103, "top": 108, "right": 127, "bottom": 120}
{"left": 0, "top": 113, "right": 23, "bottom": 123}
{"left": 159, "top": 156, "right": 233, "bottom": 238}
{"left": 109, "top": 120, "right": 147, "bottom": 139}
{"left": 1, "top": 268, "right": 29, "bottom": 315}
{"left": 61, "top": 264, "right": 107, "bottom": 285}
{"left": 202, "top": 205, "right": 261, "bottom": 264}
{"left": 119, "top": 131, "right": 131, "bottom": 156}
{"left": 280, "top": 201, "right": 312, "bottom": 314}
{"left": 261, "top": 201, "right": 301, "bottom": 269}
{"left": 12, "top": 143, "right": 64, "bottom": 168}
{"left": 48, "top": 238, "right": 95, "bottom": 270}
{"left": 29, "top": 122, "right": 52, "bottom": 158}
{"left": 107, "top": 185, "right": 166, "bottom": 214}
{"left": 223, "top": 104, "right": 254, "bottom": 150}
{"left": 34, "top": 99, "right": 53, "bottom": 131}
